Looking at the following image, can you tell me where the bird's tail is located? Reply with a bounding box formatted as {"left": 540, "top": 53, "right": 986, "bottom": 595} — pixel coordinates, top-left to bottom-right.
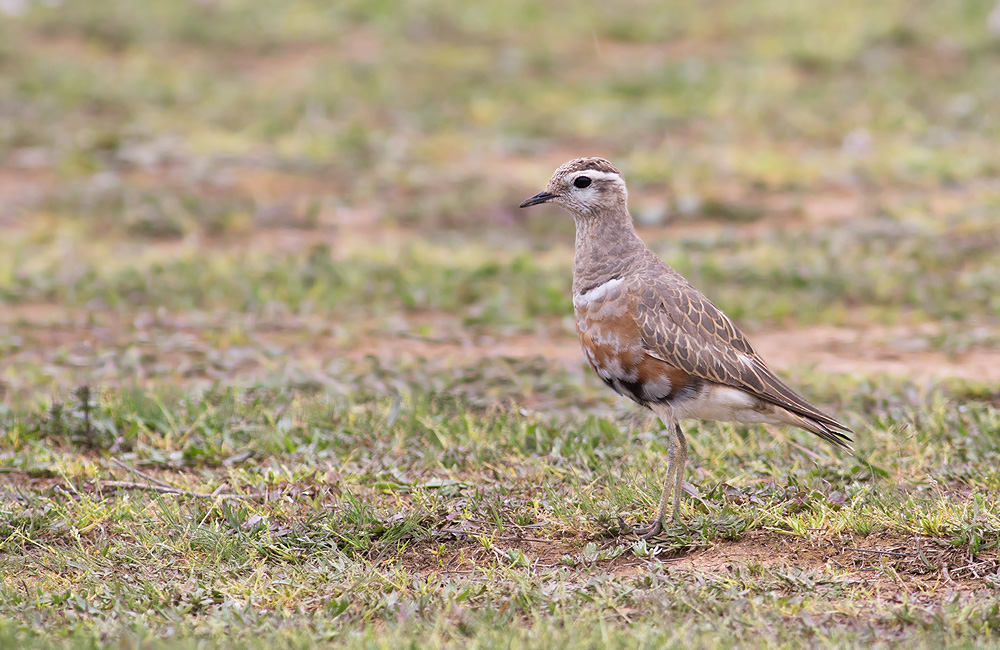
{"left": 783, "top": 409, "right": 854, "bottom": 451}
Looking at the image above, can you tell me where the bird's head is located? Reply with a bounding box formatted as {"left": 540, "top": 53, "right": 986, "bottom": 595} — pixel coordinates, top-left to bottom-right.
{"left": 519, "top": 157, "right": 627, "bottom": 217}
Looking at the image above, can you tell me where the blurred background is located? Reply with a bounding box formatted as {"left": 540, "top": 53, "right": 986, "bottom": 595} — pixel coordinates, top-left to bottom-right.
{"left": 1, "top": 0, "right": 999, "bottom": 401}
{"left": 4, "top": 2, "right": 1000, "bottom": 646}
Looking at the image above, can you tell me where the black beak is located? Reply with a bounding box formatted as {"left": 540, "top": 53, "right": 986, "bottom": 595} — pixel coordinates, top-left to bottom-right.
{"left": 519, "top": 191, "right": 556, "bottom": 208}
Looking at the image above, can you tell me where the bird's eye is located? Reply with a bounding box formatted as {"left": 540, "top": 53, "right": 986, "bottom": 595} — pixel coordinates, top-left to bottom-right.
{"left": 574, "top": 176, "right": 592, "bottom": 188}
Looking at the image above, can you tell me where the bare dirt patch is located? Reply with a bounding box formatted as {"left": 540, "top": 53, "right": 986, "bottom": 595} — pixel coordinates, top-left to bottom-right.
{"left": 666, "top": 529, "right": 828, "bottom": 573}
{"left": 751, "top": 324, "right": 1000, "bottom": 383}
{"left": 397, "top": 528, "right": 997, "bottom": 589}
{"left": 684, "top": 528, "right": 994, "bottom": 588}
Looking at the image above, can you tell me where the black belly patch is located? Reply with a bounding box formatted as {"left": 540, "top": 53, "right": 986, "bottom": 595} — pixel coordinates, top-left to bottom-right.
{"left": 601, "top": 374, "right": 703, "bottom": 409}
{"left": 613, "top": 378, "right": 649, "bottom": 406}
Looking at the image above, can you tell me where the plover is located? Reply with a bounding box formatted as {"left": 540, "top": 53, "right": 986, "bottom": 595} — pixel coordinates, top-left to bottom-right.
{"left": 520, "top": 157, "right": 852, "bottom": 537}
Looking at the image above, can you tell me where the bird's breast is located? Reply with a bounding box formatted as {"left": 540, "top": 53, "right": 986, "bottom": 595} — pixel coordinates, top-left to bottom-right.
{"left": 574, "top": 279, "right": 640, "bottom": 374}
{"left": 574, "top": 284, "right": 699, "bottom": 407}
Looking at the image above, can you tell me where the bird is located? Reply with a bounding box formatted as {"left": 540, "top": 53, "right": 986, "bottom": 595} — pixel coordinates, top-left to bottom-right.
{"left": 519, "top": 157, "right": 853, "bottom": 538}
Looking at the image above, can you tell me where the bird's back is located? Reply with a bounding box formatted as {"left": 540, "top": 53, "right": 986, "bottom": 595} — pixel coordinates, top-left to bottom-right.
{"left": 574, "top": 241, "right": 852, "bottom": 448}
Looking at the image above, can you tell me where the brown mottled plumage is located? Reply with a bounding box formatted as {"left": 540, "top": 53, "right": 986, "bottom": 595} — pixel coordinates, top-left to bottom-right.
{"left": 520, "top": 157, "right": 852, "bottom": 537}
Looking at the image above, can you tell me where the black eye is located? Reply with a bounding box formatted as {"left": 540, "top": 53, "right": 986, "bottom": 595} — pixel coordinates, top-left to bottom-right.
{"left": 573, "top": 176, "right": 592, "bottom": 188}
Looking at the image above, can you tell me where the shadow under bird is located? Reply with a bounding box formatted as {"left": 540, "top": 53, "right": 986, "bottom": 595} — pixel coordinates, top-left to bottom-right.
{"left": 520, "top": 157, "right": 853, "bottom": 538}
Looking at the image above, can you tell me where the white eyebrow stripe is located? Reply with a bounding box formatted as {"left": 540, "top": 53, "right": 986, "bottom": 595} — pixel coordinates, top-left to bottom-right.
{"left": 570, "top": 170, "right": 624, "bottom": 184}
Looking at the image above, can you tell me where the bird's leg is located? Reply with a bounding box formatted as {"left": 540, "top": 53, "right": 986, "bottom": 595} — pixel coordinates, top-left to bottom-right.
{"left": 670, "top": 423, "right": 687, "bottom": 523}
{"left": 634, "top": 420, "right": 679, "bottom": 538}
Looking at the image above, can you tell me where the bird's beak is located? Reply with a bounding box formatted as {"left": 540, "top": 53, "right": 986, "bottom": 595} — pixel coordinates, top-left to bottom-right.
{"left": 519, "top": 191, "right": 556, "bottom": 208}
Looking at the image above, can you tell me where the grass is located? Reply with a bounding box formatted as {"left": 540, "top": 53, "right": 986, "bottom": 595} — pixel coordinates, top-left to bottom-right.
{"left": 3, "top": 209, "right": 1000, "bottom": 327}
{"left": 2, "top": 0, "right": 1000, "bottom": 648}
{"left": 2, "top": 372, "right": 1000, "bottom": 648}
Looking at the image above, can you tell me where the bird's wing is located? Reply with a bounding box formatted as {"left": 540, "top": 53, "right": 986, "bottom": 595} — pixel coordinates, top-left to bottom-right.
{"left": 630, "top": 271, "right": 853, "bottom": 445}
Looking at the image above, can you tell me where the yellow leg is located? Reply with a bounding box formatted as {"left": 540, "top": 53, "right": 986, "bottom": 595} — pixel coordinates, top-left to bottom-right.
{"left": 671, "top": 423, "right": 687, "bottom": 522}
{"left": 634, "top": 422, "right": 686, "bottom": 538}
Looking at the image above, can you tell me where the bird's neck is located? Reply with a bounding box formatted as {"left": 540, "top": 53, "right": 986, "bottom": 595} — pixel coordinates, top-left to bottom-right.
{"left": 572, "top": 206, "right": 645, "bottom": 293}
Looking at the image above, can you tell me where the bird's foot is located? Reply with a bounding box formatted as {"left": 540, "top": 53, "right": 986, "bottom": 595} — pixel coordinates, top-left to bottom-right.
{"left": 631, "top": 517, "right": 664, "bottom": 539}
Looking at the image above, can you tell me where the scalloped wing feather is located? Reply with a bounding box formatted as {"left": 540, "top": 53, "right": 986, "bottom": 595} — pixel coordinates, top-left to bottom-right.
{"left": 630, "top": 271, "right": 853, "bottom": 447}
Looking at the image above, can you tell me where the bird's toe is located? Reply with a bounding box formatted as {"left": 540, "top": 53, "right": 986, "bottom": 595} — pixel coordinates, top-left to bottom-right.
{"left": 632, "top": 518, "right": 664, "bottom": 539}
